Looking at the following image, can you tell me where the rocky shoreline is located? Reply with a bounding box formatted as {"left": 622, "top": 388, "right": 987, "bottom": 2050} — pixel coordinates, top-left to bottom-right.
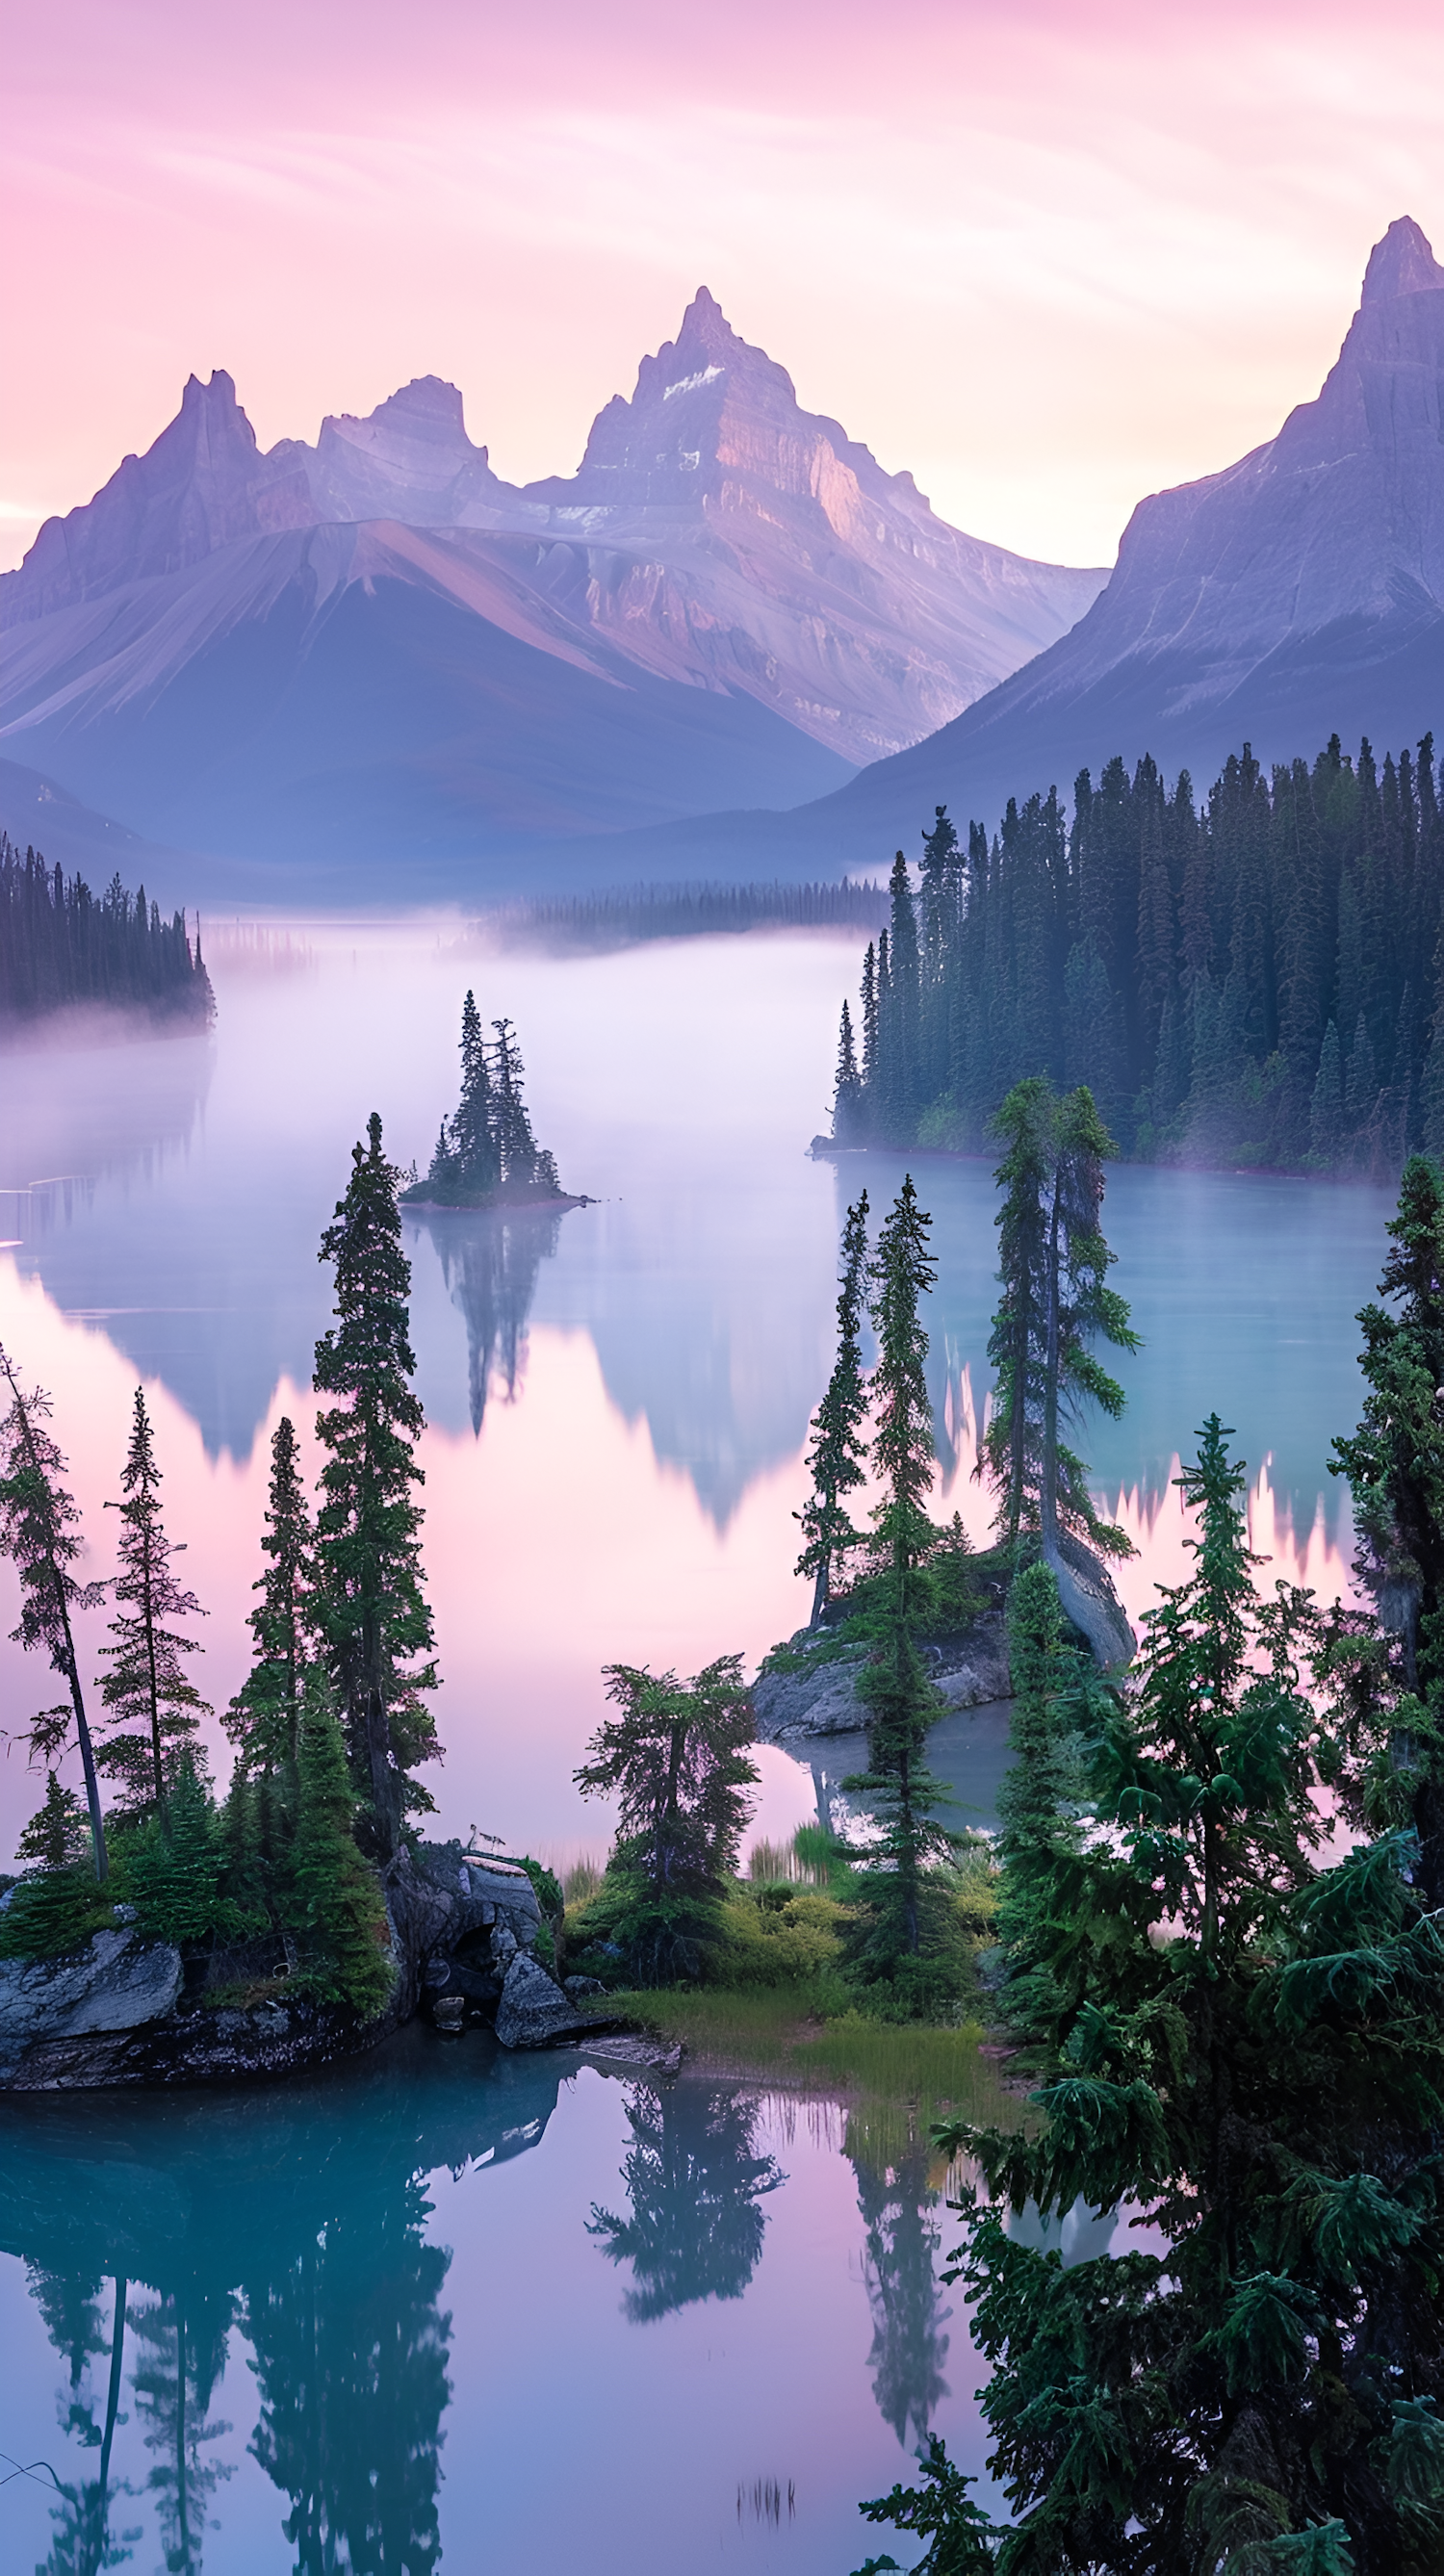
{"left": 0, "top": 1845, "right": 624, "bottom": 2094}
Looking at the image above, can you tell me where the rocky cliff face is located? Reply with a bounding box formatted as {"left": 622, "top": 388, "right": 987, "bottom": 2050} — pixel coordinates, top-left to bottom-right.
{"left": 693, "top": 216, "right": 1444, "bottom": 873}
{"left": 0, "top": 295, "right": 1104, "bottom": 883}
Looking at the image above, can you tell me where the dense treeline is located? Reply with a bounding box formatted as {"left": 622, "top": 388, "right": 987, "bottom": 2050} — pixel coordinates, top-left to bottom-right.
{"left": 834, "top": 734, "right": 1444, "bottom": 1175}
{"left": 0, "top": 837, "right": 214, "bottom": 1028}
{"left": 496, "top": 875, "right": 888, "bottom": 954}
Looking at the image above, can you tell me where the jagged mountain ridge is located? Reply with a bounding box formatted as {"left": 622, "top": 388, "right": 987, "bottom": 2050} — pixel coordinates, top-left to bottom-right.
{"left": 602, "top": 218, "right": 1444, "bottom": 876}
{"left": 0, "top": 296, "right": 1106, "bottom": 889}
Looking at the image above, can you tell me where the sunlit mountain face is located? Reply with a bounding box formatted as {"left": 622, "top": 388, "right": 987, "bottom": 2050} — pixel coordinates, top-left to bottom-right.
{"left": 0, "top": 294, "right": 1104, "bottom": 900}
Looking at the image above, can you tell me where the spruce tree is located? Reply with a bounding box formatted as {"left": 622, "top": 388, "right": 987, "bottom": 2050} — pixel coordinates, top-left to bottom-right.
{"left": 983, "top": 1080, "right": 1135, "bottom": 1563}
{"left": 0, "top": 1772, "right": 104, "bottom": 1959}
{"left": 313, "top": 1115, "right": 439, "bottom": 1857}
{"left": 794, "top": 1191, "right": 871, "bottom": 1623}
{"left": 124, "top": 1754, "right": 228, "bottom": 1945}
{"left": 900, "top": 1417, "right": 1444, "bottom": 2569}
{"left": 574, "top": 1655, "right": 759, "bottom": 1983}
{"left": 0, "top": 1345, "right": 110, "bottom": 1878}
{"left": 224, "top": 1415, "right": 314, "bottom": 1857}
{"left": 1309, "top": 1018, "right": 1346, "bottom": 1165}
{"left": 96, "top": 1386, "right": 210, "bottom": 1825}
{"left": 451, "top": 990, "right": 498, "bottom": 1192}
{"left": 286, "top": 1667, "right": 395, "bottom": 2018}
{"left": 831, "top": 1000, "right": 865, "bottom": 1146}
{"left": 847, "top": 1178, "right": 958, "bottom": 1985}
{"left": 1327, "top": 1152, "right": 1444, "bottom": 1903}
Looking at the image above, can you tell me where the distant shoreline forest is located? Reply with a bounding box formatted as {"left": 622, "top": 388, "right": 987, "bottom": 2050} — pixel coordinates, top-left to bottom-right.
{"left": 832, "top": 733, "right": 1444, "bottom": 1178}
{"left": 0, "top": 838, "right": 214, "bottom": 1033}
{"left": 487, "top": 877, "right": 889, "bottom": 955}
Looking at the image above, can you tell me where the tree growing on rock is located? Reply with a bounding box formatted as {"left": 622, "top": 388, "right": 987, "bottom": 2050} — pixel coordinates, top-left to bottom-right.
{"left": 0, "top": 1344, "right": 110, "bottom": 1878}
{"left": 96, "top": 1386, "right": 210, "bottom": 1827}
{"left": 0, "top": 1772, "right": 106, "bottom": 1959}
{"left": 313, "top": 1115, "right": 439, "bottom": 1857}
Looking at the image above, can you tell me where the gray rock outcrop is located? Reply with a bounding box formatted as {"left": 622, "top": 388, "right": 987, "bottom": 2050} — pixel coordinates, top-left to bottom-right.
{"left": 1044, "top": 1533, "right": 1136, "bottom": 1672}
{"left": 0, "top": 1929, "right": 182, "bottom": 2074}
{"left": 494, "top": 1952, "right": 601, "bottom": 2050}
{"left": 753, "top": 1612, "right": 1011, "bottom": 1741}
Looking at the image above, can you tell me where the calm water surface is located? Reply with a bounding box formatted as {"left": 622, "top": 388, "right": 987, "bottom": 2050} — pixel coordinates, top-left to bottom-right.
{"left": 0, "top": 923, "right": 1400, "bottom": 2569}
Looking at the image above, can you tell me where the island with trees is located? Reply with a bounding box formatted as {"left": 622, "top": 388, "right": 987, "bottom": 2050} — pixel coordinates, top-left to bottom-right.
{"left": 400, "top": 992, "right": 585, "bottom": 1209}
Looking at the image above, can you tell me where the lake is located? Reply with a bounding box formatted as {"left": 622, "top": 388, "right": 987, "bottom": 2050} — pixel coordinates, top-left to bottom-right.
{"left": 0, "top": 921, "right": 1400, "bottom": 2569}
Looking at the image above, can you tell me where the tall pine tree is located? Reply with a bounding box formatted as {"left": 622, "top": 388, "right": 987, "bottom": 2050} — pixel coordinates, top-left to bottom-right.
{"left": 96, "top": 1386, "right": 210, "bottom": 1826}
{"left": 0, "top": 1345, "right": 110, "bottom": 1878}
{"left": 224, "top": 1414, "right": 314, "bottom": 1863}
{"left": 847, "top": 1178, "right": 958, "bottom": 1986}
{"left": 795, "top": 1191, "right": 871, "bottom": 1623}
{"left": 313, "top": 1115, "right": 439, "bottom": 1857}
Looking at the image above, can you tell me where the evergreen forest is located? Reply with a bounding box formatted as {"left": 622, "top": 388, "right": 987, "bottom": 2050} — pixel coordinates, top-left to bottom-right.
{"left": 833, "top": 733, "right": 1444, "bottom": 1175}
{"left": 0, "top": 837, "right": 214, "bottom": 1029}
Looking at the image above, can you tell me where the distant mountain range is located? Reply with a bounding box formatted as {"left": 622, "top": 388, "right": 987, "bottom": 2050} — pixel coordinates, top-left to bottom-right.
{"left": 617, "top": 217, "right": 1444, "bottom": 876}
{"left": 0, "top": 293, "right": 1104, "bottom": 898}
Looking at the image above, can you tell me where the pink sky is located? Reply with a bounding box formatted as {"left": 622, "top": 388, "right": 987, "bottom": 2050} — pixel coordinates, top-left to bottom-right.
{"left": 5, "top": 0, "right": 1444, "bottom": 573}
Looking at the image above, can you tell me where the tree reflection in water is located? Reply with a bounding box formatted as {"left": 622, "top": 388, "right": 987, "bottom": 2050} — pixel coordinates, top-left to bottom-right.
{"left": 848, "top": 2140, "right": 952, "bottom": 2449}
{"left": 0, "top": 2032, "right": 568, "bottom": 2574}
{"left": 414, "top": 1207, "right": 566, "bottom": 1432}
{"left": 587, "top": 2080, "right": 785, "bottom": 2321}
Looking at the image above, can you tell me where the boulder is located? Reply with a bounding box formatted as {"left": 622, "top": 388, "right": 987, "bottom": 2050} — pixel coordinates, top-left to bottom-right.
{"left": 1043, "top": 1533, "right": 1135, "bottom": 1672}
{"left": 753, "top": 1612, "right": 1012, "bottom": 1741}
{"left": 0, "top": 1929, "right": 182, "bottom": 2073}
{"left": 494, "top": 1952, "right": 600, "bottom": 2049}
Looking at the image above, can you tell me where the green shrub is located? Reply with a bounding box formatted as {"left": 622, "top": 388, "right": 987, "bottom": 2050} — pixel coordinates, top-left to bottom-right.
{"left": 711, "top": 1887, "right": 845, "bottom": 1987}
{"left": 564, "top": 1868, "right": 726, "bottom": 1986}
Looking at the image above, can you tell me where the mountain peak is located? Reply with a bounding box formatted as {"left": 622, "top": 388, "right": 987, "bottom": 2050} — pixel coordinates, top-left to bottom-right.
{"left": 1361, "top": 216, "right": 1444, "bottom": 306}
{"left": 674, "top": 286, "right": 741, "bottom": 360}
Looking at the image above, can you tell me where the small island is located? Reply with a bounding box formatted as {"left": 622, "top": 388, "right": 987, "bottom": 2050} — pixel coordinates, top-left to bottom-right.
{"left": 400, "top": 993, "right": 589, "bottom": 1210}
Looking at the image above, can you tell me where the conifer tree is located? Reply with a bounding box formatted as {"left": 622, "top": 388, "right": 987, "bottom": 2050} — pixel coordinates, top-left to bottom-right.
{"left": 983, "top": 1080, "right": 1135, "bottom": 1562}
{"left": 830, "top": 1000, "right": 865, "bottom": 1146}
{"left": 0, "top": 1346, "right": 110, "bottom": 1878}
{"left": 993, "top": 1560, "right": 1085, "bottom": 2050}
{"left": 286, "top": 1668, "right": 395, "bottom": 2018}
{"left": 1327, "top": 1153, "right": 1444, "bottom": 1903}
{"left": 574, "top": 1656, "right": 758, "bottom": 1983}
{"left": 450, "top": 989, "right": 499, "bottom": 1191}
{"left": 0, "top": 1772, "right": 103, "bottom": 1959}
{"left": 224, "top": 1416, "right": 314, "bottom": 1853}
{"left": 96, "top": 1386, "right": 210, "bottom": 1825}
{"left": 1309, "top": 1018, "right": 1346, "bottom": 1165}
{"left": 901, "top": 1417, "right": 1444, "bottom": 2568}
{"left": 848, "top": 1178, "right": 958, "bottom": 1980}
{"left": 124, "top": 1753, "right": 228, "bottom": 1945}
{"left": 795, "top": 1191, "right": 871, "bottom": 1623}
{"left": 313, "top": 1115, "right": 439, "bottom": 1857}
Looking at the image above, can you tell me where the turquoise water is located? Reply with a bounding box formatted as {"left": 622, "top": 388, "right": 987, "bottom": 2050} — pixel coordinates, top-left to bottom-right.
{"left": 0, "top": 923, "right": 1401, "bottom": 2568}
{"left": 0, "top": 2030, "right": 990, "bottom": 2574}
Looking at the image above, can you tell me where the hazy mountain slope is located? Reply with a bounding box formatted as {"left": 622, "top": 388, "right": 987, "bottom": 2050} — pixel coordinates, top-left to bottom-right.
{"left": 0, "top": 299, "right": 1105, "bottom": 889}
{"left": 0, "top": 527, "right": 859, "bottom": 891}
{"left": 606, "top": 218, "right": 1444, "bottom": 876}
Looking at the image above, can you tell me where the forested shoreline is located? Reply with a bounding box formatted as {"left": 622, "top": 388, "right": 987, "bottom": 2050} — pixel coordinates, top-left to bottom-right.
{"left": 833, "top": 733, "right": 1444, "bottom": 1176}
{"left": 0, "top": 837, "right": 214, "bottom": 1031}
